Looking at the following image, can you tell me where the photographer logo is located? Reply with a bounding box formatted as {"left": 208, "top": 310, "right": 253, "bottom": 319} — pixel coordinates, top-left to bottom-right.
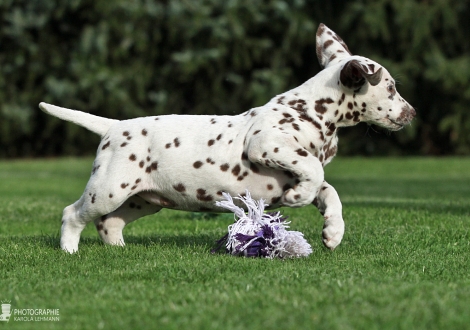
{"left": 0, "top": 301, "right": 11, "bottom": 322}
{"left": 0, "top": 300, "right": 60, "bottom": 323}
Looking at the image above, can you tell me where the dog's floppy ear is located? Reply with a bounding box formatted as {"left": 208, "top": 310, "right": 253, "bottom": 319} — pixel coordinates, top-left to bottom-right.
{"left": 316, "top": 23, "right": 352, "bottom": 68}
{"left": 340, "top": 60, "right": 383, "bottom": 90}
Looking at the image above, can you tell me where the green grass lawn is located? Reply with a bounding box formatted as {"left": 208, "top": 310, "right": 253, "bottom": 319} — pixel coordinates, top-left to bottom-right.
{"left": 0, "top": 157, "right": 469, "bottom": 330}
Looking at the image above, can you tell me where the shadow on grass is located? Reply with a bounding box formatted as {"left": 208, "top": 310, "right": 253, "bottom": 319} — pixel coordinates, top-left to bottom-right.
{"left": 124, "top": 233, "right": 219, "bottom": 249}
{"left": 23, "top": 232, "right": 221, "bottom": 252}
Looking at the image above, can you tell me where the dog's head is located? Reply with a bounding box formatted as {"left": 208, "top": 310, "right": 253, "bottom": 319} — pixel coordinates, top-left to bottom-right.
{"left": 316, "top": 23, "right": 415, "bottom": 131}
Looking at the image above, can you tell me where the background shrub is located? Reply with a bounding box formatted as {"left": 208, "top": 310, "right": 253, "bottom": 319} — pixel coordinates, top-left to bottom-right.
{"left": 0, "top": 0, "right": 469, "bottom": 157}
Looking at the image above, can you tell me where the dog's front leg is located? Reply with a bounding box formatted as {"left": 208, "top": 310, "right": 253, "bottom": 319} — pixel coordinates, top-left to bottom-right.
{"left": 314, "top": 181, "right": 345, "bottom": 250}
{"left": 247, "top": 135, "right": 324, "bottom": 207}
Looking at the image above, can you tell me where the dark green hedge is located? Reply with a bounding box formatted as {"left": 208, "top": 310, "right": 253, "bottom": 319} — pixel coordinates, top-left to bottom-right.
{"left": 1, "top": 0, "right": 469, "bottom": 157}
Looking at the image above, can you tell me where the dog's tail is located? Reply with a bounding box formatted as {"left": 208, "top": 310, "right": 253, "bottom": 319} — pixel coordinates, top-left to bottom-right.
{"left": 39, "top": 102, "right": 118, "bottom": 137}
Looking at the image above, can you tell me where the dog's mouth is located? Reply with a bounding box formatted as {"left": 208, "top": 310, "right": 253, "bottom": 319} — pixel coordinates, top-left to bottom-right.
{"left": 388, "top": 118, "right": 406, "bottom": 131}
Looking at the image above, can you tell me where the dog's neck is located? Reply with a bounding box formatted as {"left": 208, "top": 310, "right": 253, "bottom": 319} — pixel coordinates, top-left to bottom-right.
{"left": 276, "top": 70, "right": 370, "bottom": 129}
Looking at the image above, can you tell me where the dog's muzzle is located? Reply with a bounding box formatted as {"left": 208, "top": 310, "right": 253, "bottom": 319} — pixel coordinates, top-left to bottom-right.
{"left": 389, "top": 105, "right": 416, "bottom": 130}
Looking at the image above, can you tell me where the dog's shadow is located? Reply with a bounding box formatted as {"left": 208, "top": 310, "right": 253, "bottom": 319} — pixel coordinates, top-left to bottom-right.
{"left": 31, "top": 232, "right": 221, "bottom": 252}
{"left": 124, "top": 233, "right": 219, "bottom": 249}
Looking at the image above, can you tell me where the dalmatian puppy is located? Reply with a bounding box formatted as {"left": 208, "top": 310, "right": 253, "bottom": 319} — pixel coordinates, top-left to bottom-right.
{"left": 40, "top": 23, "right": 415, "bottom": 253}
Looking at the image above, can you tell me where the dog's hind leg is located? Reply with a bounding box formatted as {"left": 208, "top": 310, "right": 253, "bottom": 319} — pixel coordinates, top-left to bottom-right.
{"left": 94, "top": 195, "right": 161, "bottom": 246}
{"left": 60, "top": 161, "right": 149, "bottom": 253}
{"left": 60, "top": 197, "right": 89, "bottom": 253}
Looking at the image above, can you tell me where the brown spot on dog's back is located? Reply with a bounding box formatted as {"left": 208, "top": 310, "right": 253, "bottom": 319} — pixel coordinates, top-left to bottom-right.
{"left": 193, "top": 161, "right": 203, "bottom": 169}
{"left": 123, "top": 131, "right": 130, "bottom": 136}
{"left": 173, "top": 183, "right": 186, "bottom": 193}
{"left": 296, "top": 149, "right": 308, "bottom": 157}
{"left": 220, "top": 163, "right": 230, "bottom": 171}
{"left": 142, "top": 129, "right": 147, "bottom": 136}
{"left": 139, "top": 161, "right": 144, "bottom": 168}
{"left": 151, "top": 162, "right": 158, "bottom": 171}
{"left": 196, "top": 188, "right": 213, "bottom": 202}
{"left": 231, "top": 164, "right": 241, "bottom": 176}
{"left": 121, "top": 183, "right": 129, "bottom": 189}
{"left": 129, "top": 154, "right": 137, "bottom": 161}
{"left": 174, "top": 138, "right": 180, "bottom": 147}
{"left": 102, "top": 141, "right": 110, "bottom": 150}
{"left": 208, "top": 139, "right": 215, "bottom": 146}
{"left": 121, "top": 142, "right": 127, "bottom": 147}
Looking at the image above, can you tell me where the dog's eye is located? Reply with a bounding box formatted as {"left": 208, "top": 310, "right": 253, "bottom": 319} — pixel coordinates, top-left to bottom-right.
{"left": 387, "top": 85, "right": 395, "bottom": 93}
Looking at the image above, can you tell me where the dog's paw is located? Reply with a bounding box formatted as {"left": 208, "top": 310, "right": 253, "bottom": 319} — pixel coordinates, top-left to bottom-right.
{"left": 60, "top": 221, "right": 82, "bottom": 254}
{"left": 281, "top": 188, "right": 315, "bottom": 208}
{"left": 60, "top": 241, "right": 79, "bottom": 254}
{"left": 322, "top": 214, "right": 345, "bottom": 250}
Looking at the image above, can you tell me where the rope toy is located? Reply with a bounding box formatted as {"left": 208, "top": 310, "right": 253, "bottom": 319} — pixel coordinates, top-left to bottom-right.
{"left": 212, "top": 191, "right": 312, "bottom": 258}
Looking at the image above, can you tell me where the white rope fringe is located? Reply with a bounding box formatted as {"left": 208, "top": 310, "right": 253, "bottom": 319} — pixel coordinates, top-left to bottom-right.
{"left": 215, "top": 190, "right": 312, "bottom": 258}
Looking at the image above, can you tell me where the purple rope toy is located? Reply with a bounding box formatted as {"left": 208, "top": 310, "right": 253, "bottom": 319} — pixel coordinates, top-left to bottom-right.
{"left": 212, "top": 191, "right": 312, "bottom": 258}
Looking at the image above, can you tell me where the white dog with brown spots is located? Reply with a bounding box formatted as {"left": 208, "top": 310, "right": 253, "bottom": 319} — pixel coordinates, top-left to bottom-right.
{"left": 40, "top": 24, "right": 415, "bottom": 253}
